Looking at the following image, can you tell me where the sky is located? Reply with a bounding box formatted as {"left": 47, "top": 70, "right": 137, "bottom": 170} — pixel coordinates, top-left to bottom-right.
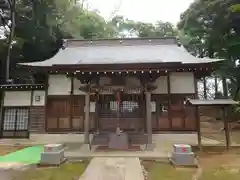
{"left": 87, "top": 0, "right": 195, "bottom": 25}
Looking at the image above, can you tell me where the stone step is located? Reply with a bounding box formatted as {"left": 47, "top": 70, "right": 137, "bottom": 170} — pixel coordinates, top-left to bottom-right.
{"left": 91, "top": 133, "right": 148, "bottom": 145}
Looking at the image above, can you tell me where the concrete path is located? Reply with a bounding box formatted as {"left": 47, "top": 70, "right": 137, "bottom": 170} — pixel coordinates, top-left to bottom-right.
{"left": 79, "top": 157, "right": 144, "bottom": 180}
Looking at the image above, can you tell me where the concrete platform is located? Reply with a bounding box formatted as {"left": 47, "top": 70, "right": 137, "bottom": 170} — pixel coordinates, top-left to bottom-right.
{"left": 0, "top": 133, "right": 222, "bottom": 146}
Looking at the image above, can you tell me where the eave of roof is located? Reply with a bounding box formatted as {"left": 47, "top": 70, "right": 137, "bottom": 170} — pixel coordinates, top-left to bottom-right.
{"left": 186, "top": 99, "right": 238, "bottom": 106}
{"left": 0, "top": 84, "right": 46, "bottom": 91}
{"left": 19, "top": 37, "right": 224, "bottom": 67}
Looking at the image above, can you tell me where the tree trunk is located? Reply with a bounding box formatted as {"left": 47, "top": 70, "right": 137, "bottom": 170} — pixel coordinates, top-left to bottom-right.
{"left": 203, "top": 76, "right": 207, "bottom": 99}
{"left": 6, "top": 0, "right": 16, "bottom": 82}
{"left": 222, "top": 77, "right": 228, "bottom": 98}
{"left": 234, "top": 86, "right": 240, "bottom": 100}
{"left": 214, "top": 76, "right": 218, "bottom": 94}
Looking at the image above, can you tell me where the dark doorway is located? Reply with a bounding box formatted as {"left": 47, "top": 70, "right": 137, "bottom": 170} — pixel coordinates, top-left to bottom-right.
{"left": 98, "top": 94, "right": 144, "bottom": 131}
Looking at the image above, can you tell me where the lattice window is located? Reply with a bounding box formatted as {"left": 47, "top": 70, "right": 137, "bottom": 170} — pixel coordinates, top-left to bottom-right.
{"left": 16, "top": 108, "right": 28, "bottom": 130}
{"left": 3, "top": 109, "right": 16, "bottom": 130}
{"left": 120, "top": 101, "right": 139, "bottom": 113}
{"left": 3, "top": 108, "right": 29, "bottom": 131}
{"left": 120, "top": 101, "right": 140, "bottom": 118}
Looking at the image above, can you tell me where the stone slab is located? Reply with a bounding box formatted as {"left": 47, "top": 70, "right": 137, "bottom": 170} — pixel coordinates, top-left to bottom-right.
{"left": 79, "top": 157, "right": 144, "bottom": 180}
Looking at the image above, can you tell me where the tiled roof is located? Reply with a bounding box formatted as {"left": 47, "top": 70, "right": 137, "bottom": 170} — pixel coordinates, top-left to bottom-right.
{"left": 19, "top": 37, "right": 223, "bottom": 67}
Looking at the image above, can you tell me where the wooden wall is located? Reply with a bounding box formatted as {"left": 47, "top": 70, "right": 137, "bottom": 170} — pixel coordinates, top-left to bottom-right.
{"left": 45, "top": 94, "right": 197, "bottom": 132}
{"left": 151, "top": 94, "right": 197, "bottom": 131}
{"left": 46, "top": 95, "right": 96, "bottom": 132}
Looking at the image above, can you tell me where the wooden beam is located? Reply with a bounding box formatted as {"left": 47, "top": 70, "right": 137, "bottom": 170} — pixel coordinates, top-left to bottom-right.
{"left": 195, "top": 106, "right": 202, "bottom": 151}
{"left": 223, "top": 106, "right": 230, "bottom": 150}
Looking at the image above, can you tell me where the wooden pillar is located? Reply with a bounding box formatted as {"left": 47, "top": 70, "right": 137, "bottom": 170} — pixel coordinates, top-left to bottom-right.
{"left": 28, "top": 89, "right": 34, "bottom": 134}
{"left": 145, "top": 88, "right": 152, "bottom": 145}
{"left": 167, "top": 73, "right": 172, "bottom": 128}
{"left": 0, "top": 91, "right": 5, "bottom": 137}
{"left": 95, "top": 92, "right": 99, "bottom": 133}
{"left": 84, "top": 92, "right": 90, "bottom": 144}
{"left": 195, "top": 105, "right": 202, "bottom": 151}
{"left": 44, "top": 74, "right": 49, "bottom": 132}
{"left": 69, "top": 75, "right": 74, "bottom": 130}
{"left": 222, "top": 106, "right": 230, "bottom": 150}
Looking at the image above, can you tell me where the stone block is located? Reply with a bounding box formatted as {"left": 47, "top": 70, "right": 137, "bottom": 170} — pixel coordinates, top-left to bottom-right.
{"left": 171, "top": 152, "right": 195, "bottom": 166}
{"left": 40, "top": 149, "right": 65, "bottom": 165}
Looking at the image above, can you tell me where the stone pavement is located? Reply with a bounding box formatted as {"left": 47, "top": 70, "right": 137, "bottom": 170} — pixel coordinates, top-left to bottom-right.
{"left": 79, "top": 157, "right": 144, "bottom": 180}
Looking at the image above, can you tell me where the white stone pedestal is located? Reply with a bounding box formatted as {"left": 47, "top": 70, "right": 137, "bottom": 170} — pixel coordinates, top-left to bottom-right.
{"left": 40, "top": 144, "right": 65, "bottom": 165}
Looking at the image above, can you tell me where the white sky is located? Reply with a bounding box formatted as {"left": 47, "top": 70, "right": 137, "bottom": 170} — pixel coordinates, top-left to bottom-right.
{"left": 87, "top": 0, "right": 194, "bottom": 25}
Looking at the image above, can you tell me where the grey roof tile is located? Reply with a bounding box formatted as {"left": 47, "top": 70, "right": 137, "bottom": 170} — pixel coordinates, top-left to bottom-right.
{"left": 19, "top": 38, "right": 223, "bottom": 67}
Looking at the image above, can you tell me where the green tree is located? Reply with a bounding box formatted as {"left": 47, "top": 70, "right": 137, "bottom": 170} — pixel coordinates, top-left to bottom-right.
{"left": 0, "top": 0, "right": 117, "bottom": 82}
{"left": 178, "top": 0, "right": 240, "bottom": 100}
{"left": 110, "top": 16, "right": 177, "bottom": 38}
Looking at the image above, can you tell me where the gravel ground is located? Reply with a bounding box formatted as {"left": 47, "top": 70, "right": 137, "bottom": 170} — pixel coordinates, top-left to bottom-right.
{"left": 0, "top": 169, "right": 18, "bottom": 180}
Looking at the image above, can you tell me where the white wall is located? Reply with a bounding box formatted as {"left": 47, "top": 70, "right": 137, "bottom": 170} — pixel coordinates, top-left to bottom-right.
{"left": 73, "top": 78, "right": 86, "bottom": 95}
{"left": 3, "top": 90, "right": 46, "bottom": 107}
{"left": 47, "top": 73, "right": 195, "bottom": 96}
{"left": 152, "top": 76, "right": 168, "bottom": 94}
{"left": 170, "top": 72, "right": 195, "bottom": 94}
{"left": 48, "top": 75, "right": 71, "bottom": 95}
{"left": 32, "top": 90, "right": 45, "bottom": 106}
{"left": 4, "top": 91, "right": 31, "bottom": 106}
